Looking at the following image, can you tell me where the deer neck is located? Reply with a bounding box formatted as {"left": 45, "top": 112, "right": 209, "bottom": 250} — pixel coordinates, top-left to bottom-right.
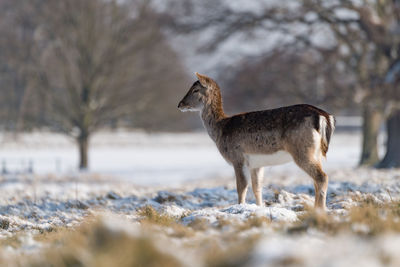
{"left": 201, "top": 90, "right": 226, "bottom": 142}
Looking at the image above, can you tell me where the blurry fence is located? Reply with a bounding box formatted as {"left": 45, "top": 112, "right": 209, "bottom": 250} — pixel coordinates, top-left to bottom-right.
{"left": 0, "top": 158, "right": 63, "bottom": 175}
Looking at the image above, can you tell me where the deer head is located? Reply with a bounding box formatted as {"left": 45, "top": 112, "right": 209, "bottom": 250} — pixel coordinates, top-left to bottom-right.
{"left": 178, "top": 73, "right": 218, "bottom": 112}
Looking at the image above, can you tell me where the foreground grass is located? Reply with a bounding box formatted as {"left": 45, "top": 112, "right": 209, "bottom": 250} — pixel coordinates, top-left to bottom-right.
{"left": 9, "top": 219, "right": 181, "bottom": 267}
{"left": 291, "top": 200, "right": 400, "bottom": 236}
{"left": 138, "top": 205, "right": 175, "bottom": 225}
{"left": 1, "top": 200, "right": 400, "bottom": 266}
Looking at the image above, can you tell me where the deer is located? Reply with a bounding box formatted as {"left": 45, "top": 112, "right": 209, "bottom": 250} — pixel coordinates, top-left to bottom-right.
{"left": 178, "top": 73, "right": 335, "bottom": 210}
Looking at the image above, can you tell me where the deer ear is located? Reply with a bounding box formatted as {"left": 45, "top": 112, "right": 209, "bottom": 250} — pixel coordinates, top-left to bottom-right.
{"left": 195, "top": 72, "right": 212, "bottom": 88}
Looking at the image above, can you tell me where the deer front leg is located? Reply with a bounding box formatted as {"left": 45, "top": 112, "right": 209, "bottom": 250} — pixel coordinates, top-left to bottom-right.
{"left": 234, "top": 164, "right": 249, "bottom": 204}
{"left": 251, "top": 167, "right": 264, "bottom": 206}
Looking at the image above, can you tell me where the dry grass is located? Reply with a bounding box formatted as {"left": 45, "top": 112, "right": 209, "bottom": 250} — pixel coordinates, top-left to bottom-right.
{"left": 189, "top": 214, "right": 270, "bottom": 232}
{"left": 237, "top": 215, "right": 270, "bottom": 231}
{"left": 203, "top": 235, "right": 258, "bottom": 267}
{"left": 0, "top": 225, "right": 75, "bottom": 251}
{"left": 0, "top": 234, "right": 23, "bottom": 250}
{"left": 289, "top": 208, "right": 341, "bottom": 234}
{"left": 13, "top": 219, "right": 182, "bottom": 267}
{"left": 182, "top": 216, "right": 266, "bottom": 267}
{"left": 1, "top": 197, "right": 400, "bottom": 266}
{"left": 289, "top": 201, "right": 400, "bottom": 236}
{"left": 138, "top": 205, "right": 195, "bottom": 238}
{"left": 137, "top": 205, "right": 176, "bottom": 226}
{"left": 188, "top": 218, "right": 209, "bottom": 231}
{"left": 348, "top": 200, "right": 400, "bottom": 235}
{"left": 215, "top": 217, "right": 232, "bottom": 229}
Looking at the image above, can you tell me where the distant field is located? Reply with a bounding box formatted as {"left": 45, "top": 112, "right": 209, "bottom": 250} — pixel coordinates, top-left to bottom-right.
{"left": 0, "top": 128, "right": 374, "bottom": 185}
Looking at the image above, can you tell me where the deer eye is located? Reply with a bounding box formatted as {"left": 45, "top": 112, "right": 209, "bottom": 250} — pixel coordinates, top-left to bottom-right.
{"left": 193, "top": 89, "right": 200, "bottom": 93}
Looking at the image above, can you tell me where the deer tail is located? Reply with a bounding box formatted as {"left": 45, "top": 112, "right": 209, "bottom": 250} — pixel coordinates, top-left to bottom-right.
{"left": 320, "top": 115, "right": 336, "bottom": 157}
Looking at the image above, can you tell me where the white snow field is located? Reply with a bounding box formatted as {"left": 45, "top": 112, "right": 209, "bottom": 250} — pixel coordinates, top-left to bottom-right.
{"left": 0, "top": 128, "right": 363, "bottom": 185}
{"left": 0, "top": 130, "right": 398, "bottom": 266}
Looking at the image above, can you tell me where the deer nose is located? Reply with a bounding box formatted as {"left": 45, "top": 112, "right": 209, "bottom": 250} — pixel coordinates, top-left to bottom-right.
{"left": 178, "top": 101, "right": 183, "bottom": 108}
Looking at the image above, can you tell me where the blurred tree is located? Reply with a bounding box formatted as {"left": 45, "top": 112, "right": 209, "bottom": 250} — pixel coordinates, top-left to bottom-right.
{"left": 0, "top": 0, "right": 41, "bottom": 131}
{"left": 378, "top": 60, "right": 400, "bottom": 168}
{"left": 22, "top": 0, "right": 191, "bottom": 169}
{"left": 378, "top": 110, "right": 400, "bottom": 168}
{"left": 301, "top": 0, "right": 400, "bottom": 166}
{"left": 219, "top": 48, "right": 355, "bottom": 115}
{"left": 165, "top": 0, "right": 400, "bottom": 167}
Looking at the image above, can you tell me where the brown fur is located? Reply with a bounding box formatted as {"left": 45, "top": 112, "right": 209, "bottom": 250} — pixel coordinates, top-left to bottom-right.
{"left": 178, "top": 73, "right": 335, "bottom": 209}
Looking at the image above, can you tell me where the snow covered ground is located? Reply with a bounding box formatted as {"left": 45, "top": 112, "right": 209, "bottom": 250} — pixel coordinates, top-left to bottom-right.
{"left": 0, "top": 130, "right": 398, "bottom": 266}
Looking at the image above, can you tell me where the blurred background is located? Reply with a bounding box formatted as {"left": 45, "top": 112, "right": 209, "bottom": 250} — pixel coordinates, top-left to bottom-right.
{"left": 0, "top": 0, "right": 399, "bottom": 182}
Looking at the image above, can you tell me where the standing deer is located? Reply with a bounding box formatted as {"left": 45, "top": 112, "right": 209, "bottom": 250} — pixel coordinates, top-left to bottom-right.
{"left": 178, "top": 73, "right": 335, "bottom": 210}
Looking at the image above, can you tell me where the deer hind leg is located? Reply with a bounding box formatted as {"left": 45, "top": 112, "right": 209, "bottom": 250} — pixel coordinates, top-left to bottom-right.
{"left": 296, "top": 158, "right": 328, "bottom": 209}
{"left": 234, "top": 164, "right": 249, "bottom": 204}
{"left": 251, "top": 167, "right": 264, "bottom": 206}
{"left": 289, "top": 137, "right": 328, "bottom": 210}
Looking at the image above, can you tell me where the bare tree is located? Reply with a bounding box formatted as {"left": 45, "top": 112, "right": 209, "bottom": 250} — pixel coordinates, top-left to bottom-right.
{"left": 0, "top": 0, "right": 42, "bottom": 130}
{"left": 220, "top": 48, "right": 355, "bottom": 115}
{"left": 300, "top": 0, "right": 400, "bottom": 166}
{"left": 27, "top": 0, "right": 189, "bottom": 169}
{"left": 378, "top": 60, "right": 400, "bottom": 168}
{"left": 165, "top": 0, "right": 400, "bottom": 167}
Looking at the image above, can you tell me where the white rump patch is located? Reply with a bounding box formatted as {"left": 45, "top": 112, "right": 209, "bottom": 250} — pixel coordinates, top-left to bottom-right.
{"left": 329, "top": 115, "right": 336, "bottom": 131}
{"left": 245, "top": 151, "right": 293, "bottom": 169}
{"left": 319, "top": 115, "right": 327, "bottom": 140}
{"left": 312, "top": 130, "right": 322, "bottom": 161}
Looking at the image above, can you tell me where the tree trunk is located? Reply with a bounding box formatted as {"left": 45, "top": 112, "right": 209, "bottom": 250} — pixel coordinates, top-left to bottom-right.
{"left": 359, "top": 105, "right": 383, "bottom": 166}
{"left": 78, "top": 134, "right": 89, "bottom": 170}
{"left": 377, "top": 110, "right": 400, "bottom": 168}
